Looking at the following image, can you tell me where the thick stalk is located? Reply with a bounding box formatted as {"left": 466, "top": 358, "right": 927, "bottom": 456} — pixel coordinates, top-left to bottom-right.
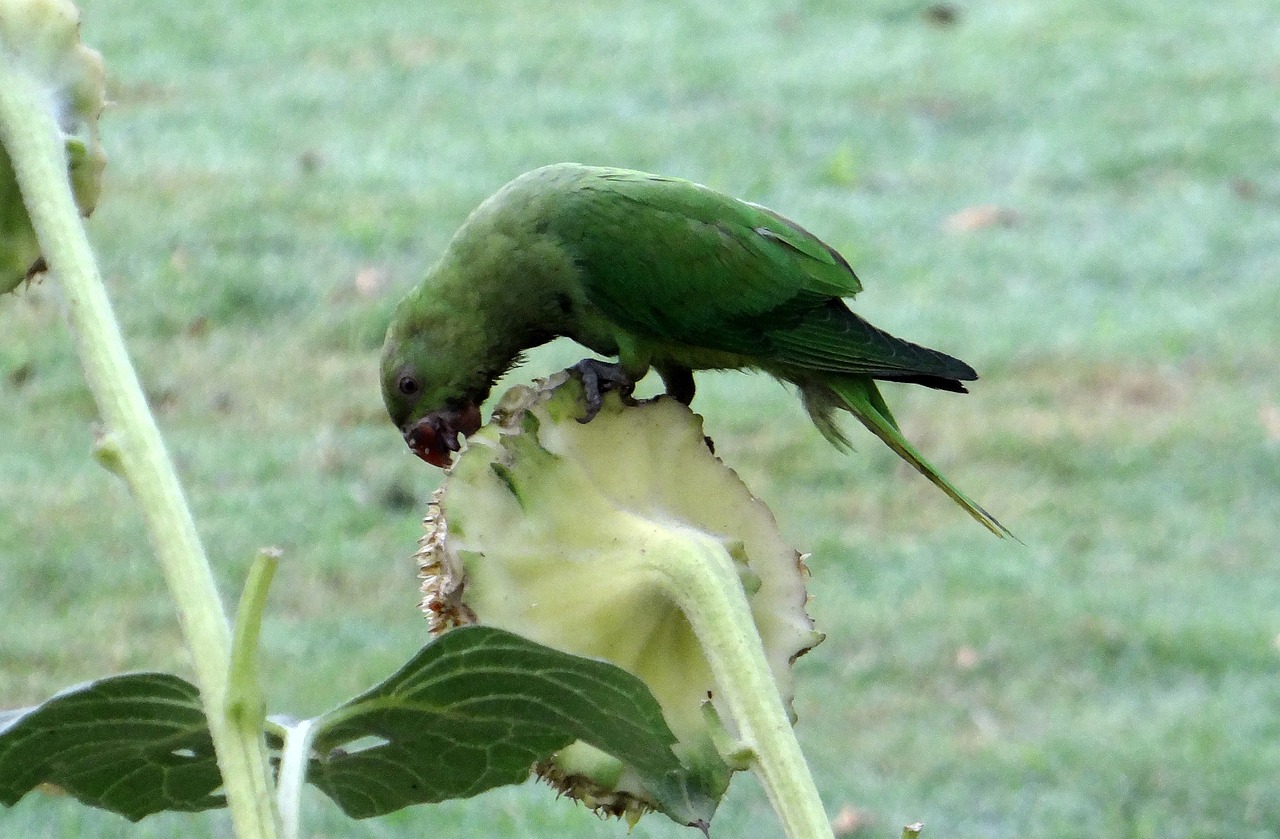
{"left": 634, "top": 519, "right": 833, "bottom": 839}
{"left": 0, "top": 65, "right": 281, "bottom": 838}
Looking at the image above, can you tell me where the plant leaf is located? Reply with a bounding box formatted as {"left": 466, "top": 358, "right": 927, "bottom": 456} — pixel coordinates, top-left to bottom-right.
{"left": 307, "top": 625, "right": 718, "bottom": 825}
{"left": 0, "top": 627, "right": 718, "bottom": 827}
{"left": 0, "top": 672, "right": 222, "bottom": 820}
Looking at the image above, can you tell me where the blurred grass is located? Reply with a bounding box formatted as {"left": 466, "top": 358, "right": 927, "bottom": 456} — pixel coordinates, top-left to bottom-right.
{"left": 2, "top": 0, "right": 1279, "bottom": 836}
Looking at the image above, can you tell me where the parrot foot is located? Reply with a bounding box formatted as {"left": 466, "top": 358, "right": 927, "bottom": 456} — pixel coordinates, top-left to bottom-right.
{"left": 569, "top": 358, "right": 636, "bottom": 422}
{"left": 657, "top": 363, "right": 696, "bottom": 406}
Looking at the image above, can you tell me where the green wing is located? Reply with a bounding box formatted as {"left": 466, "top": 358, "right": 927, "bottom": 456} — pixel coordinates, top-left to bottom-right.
{"left": 545, "top": 168, "right": 858, "bottom": 354}
{"left": 766, "top": 305, "right": 977, "bottom": 383}
{"left": 544, "top": 166, "right": 973, "bottom": 382}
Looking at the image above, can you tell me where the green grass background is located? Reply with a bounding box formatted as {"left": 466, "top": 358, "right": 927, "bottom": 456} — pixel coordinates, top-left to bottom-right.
{"left": 3, "top": 0, "right": 1279, "bottom": 836}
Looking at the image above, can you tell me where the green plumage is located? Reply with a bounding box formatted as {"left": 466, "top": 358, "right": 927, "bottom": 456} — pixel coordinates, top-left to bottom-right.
{"left": 382, "top": 163, "right": 1009, "bottom": 537}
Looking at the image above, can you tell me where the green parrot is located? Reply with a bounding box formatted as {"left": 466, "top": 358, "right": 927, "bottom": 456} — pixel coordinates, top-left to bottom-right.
{"left": 381, "top": 163, "right": 1008, "bottom": 536}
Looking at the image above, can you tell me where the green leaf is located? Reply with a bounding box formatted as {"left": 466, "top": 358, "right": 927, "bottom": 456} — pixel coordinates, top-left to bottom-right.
{"left": 0, "top": 627, "right": 719, "bottom": 827}
{"left": 0, "top": 672, "right": 223, "bottom": 820}
{"left": 307, "top": 625, "right": 718, "bottom": 826}
{"left": 1, "top": 141, "right": 43, "bottom": 293}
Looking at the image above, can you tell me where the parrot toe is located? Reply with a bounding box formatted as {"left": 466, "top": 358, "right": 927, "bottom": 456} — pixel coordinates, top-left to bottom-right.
{"left": 569, "top": 358, "right": 636, "bottom": 422}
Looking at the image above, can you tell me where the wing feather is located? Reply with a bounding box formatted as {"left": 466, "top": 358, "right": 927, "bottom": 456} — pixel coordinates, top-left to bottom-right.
{"left": 769, "top": 305, "right": 977, "bottom": 382}
{"left": 543, "top": 166, "right": 968, "bottom": 383}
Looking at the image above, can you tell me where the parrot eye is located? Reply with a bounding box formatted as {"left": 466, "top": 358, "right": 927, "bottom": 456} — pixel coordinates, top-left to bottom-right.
{"left": 397, "top": 375, "right": 420, "bottom": 397}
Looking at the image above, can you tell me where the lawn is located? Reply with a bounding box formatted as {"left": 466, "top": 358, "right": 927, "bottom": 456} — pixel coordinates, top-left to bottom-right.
{"left": 2, "top": 0, "right": 1279, "bottom": 836}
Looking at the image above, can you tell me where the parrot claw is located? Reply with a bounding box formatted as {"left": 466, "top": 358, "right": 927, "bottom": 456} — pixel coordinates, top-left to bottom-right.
{"left": 569, "top": 358, "right": 636, "bottom": 422}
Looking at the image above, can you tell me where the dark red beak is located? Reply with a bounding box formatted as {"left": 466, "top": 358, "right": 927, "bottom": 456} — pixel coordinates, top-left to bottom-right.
{"left": 402, "top": 404, "right": 483, "bottom": 468}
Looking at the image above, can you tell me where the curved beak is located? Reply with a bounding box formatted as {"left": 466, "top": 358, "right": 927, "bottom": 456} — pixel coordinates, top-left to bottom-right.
{"left": 402, "top": 403, "right": 483, "bottom": 468}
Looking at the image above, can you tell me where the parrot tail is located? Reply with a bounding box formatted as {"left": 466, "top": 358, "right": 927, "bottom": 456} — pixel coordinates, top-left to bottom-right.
{"left": 808, "top": 376, "right": 1012, "bottom": 539}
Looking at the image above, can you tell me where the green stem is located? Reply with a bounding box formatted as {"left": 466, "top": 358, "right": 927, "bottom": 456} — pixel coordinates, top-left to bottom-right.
{"left": 0, "top": 65, "right": 281, "bottom": 838}
{"left": 229, "top": 549, "right": 279, "bottom": 726}
{"left": 637, "top": 521, "right": 833, "bottom": 839}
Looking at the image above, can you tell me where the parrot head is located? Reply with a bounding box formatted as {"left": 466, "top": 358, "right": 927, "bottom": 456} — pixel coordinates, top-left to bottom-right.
{"left": 380, "top": 300, "right": 488, "bottom": 468}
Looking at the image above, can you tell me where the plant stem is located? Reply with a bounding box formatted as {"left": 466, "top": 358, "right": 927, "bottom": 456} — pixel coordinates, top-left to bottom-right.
{"left": 229, "top": 549, "right": 279, "bottom": 726}
{"left": 0, "top": 64, "right": 281, "bottom": 838}
{"left": 276, "top": 718, "right": 318, "bottom": 839}
{"left": 636, "top": 520, "right": 833, "bottom": 839}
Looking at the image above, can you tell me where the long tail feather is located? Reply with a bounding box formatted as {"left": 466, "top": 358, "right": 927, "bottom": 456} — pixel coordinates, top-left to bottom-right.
{"left": 826, "top": 377, "right": 1012, "bottom": 538}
